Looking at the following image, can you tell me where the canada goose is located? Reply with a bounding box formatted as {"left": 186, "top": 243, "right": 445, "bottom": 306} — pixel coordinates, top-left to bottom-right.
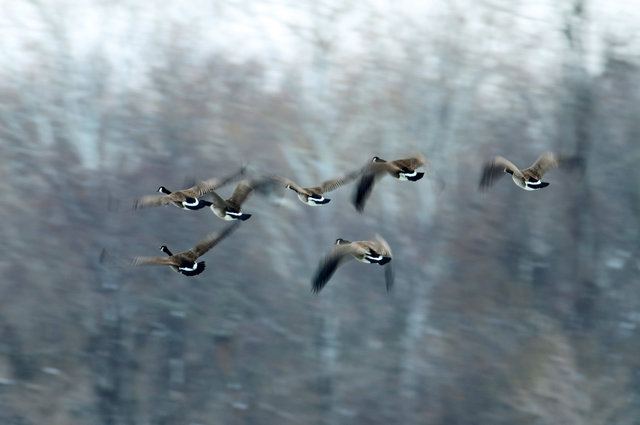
{"left": 208, "top": 176, "right": 280, "bottom": 221}
{"left": 353, "top": 154, "right": 428, "bottom": 212}
{"left": 280, "top": 169, "right": 362, "bottom": 206}
{"left": 311, "top": 235, "right": 394, "bottom": 294}
{"left": 132, "top": 222, "right": 241, "bottom": 276}
{"left": 133, "top": 167, "right": 244, "bottom": 210}
{"left": 479, "top": 152, "right": 582, "bottom": 191}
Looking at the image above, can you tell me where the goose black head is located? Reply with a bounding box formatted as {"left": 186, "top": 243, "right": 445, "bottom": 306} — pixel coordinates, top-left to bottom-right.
{"left": 372, "top": 156, "right": 386, "bottom": 163}
{"left": 158, "top": 186, "right": 172, "bottom": 195}
{"left": 159, "top": 245, "right": 173, "bottom": 256}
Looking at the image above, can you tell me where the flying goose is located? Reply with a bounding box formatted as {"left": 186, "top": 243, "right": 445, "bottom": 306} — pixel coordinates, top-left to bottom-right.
{"left": 280, "top": 169, "right": 363, "bottom": 206}
{"left": 208, "top": 176, "right": 280, "bottom": 221}
{"left": 479, "top": 152, "right": 582, "bottom": 191}
{"left": 353, "top": 154, "right": 428, "bottom": 212}
{"left": 311, "top": 235, "right": 394, "bottom": 294}
{"left": 132, "top": 222, "right": 241, "bottom": 276}
{"left": 133, "top": 167, "right": 244, "bottom": 210}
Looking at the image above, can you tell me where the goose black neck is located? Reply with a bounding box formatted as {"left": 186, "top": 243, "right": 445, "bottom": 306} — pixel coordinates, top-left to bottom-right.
{"left": 160, "top": 245, "right": 174, "bottom": 256}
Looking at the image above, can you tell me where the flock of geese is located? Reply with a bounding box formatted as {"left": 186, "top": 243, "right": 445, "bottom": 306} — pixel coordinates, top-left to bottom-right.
{"left": 127, "top": 151, "right": 580, "bottom": 293}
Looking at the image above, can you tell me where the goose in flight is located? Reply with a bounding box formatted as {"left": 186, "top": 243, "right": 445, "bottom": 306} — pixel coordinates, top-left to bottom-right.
{"left": 280, "top": 168, "right": 363, "bottom": 206}
{"left": 132, "top": 222, "right": 241, "bottom": 276}
{"left": 133, "top": 168, "right": 244, "bottom": 210}
{"left": 208, "top": 176, "right": 281, "bottom": 221}
{"left": 353, "top": 154, "right": 428, "bottom": 212}
{"left": 479, "top": 152, "right": 582, "bottom": 191}
{"left": 311, "top": 235, "right": 394, "bottom": 294}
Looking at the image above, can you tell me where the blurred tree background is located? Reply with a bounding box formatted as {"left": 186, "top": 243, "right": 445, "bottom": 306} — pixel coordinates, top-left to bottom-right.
{"left": 1, "top": 0, "right": 639, "bottom": 424}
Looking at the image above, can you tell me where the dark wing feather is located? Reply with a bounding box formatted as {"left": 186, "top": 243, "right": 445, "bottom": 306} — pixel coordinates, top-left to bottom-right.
{"left": 320, "top": 168, "right": 364, "bottom": 193}
{"left": 226, "top": 176, "right": 283, "bottom": 208}
{"left": 189, "top": 167, "right": 246, "bottom": 197}
{"left": 133, "top": 194, "right": 173, "bottom": 209}
{"left": 374, "top": 235, "right": 393, "bottom": 258}
{"left": 132, "top": 256, "right": 179, "bottom": 266}
{"left": 522, "top": 152, "right": 559, "bottom": 180}
{"left": 251, "top": 175, "right": 286, "bottom": 196}
{"left": 99, "top": 248, "right": 131, "bottom": 268}
{"left": 392, "top": 153, "right": 427, "bottom": 171}
{"left": 557, "top": 155, "right": 585, "bottom": 175}
{"left": 311, "top": 246, "right": 352, "bottom": 294}
{"left": 384, "top": 263, "right": 395, "bottom": 292}
{"left": 189, "top": 179, "right": 223, "bottom": 197}
{"left": 227, "top": 181, "right": 255, "bottom": 208}
{"left": 188, "top": 222, "right": 241, "bottom": 258}
{"left": 479, "top": 156, "right": 521, "bottom": 190}
{"left": 207, "top": 189, "right": 227, "bottom": 207}
{"left": 352, "top": 171, "right": 378, "bottom": 212}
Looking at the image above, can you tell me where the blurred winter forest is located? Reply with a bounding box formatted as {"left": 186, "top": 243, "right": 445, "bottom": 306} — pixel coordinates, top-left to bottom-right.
{"left": 1, "top": 0, "right": 640, "bottom": 424}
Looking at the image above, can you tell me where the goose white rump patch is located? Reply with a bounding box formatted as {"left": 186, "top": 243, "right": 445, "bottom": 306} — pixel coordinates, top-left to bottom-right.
{"left": 362, "top": 254, "right": 383, "bottom": 263}
{"left": 179, "top": 262, "right": 199, "bottom": 271}
{"left": 524, "top": 180, "right": 543, "bottom": 191}
{"left": 182, "top": 198, "right": 200, "bottom": 207}
{"left": 398, "top": 170, "right": 417, "bottom": 181}
{"left": 307, "top": 196, "right": 325, "bottom": 205}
